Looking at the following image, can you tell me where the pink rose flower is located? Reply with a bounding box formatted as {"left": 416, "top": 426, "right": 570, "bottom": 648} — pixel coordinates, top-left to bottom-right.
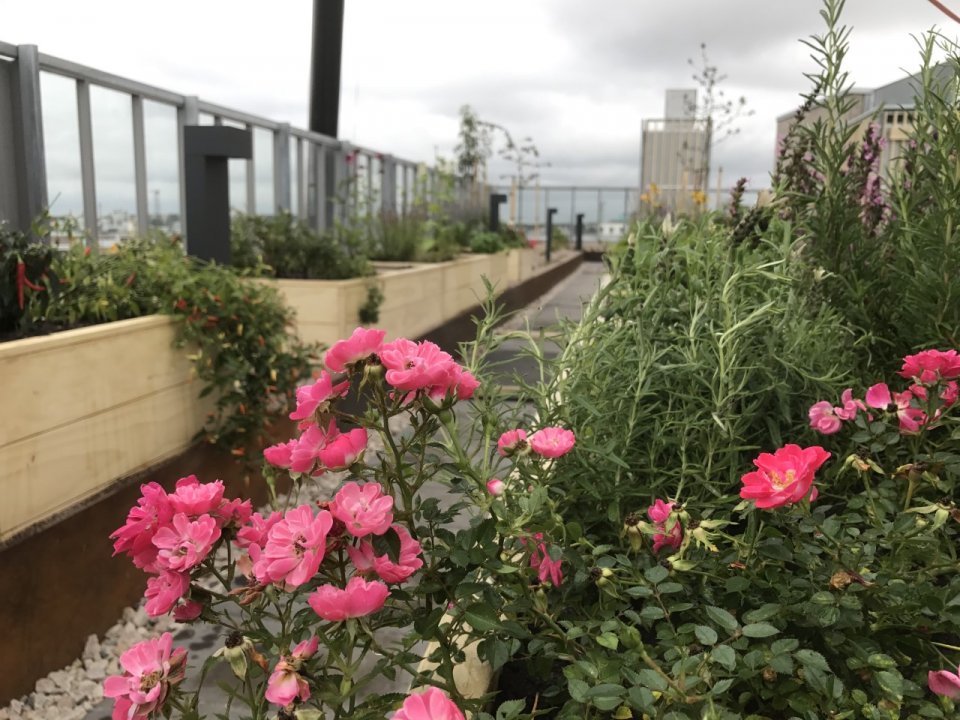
{"left": 455, "top": 370, "right": 480, "bottom": 400}
{"left": 647, "top": 499, "right": 682, "bottom": 554}
{"left": 833, "top": 388, "right": 866, "bottom": 421}
{"left": 527, "top": 534, "right": 563, "bottom": 586}
{"left": 103, "top": 633, "right": 187, "bottom": 720}
{"left": 865, "top": 383, "right": 927, "bottom": 433}
{"left": 263, "top": 439, "right": 297, "bottom": 469}
{"left": 318, "top": 427, "right": 368, "bottom": 470}
{"left": 486, "top": 478, "right": 505, "bottom": 496}
{"left": 111, "top": 482, "right": 173, "bottom": 573}
{"left": 900, "top": 349, "right": 960, "bottom": 385}
{"left": 394, "top": 687, "right": 465, "bottom": 720}
{"left": 345, "top": 541, "right": 377, "bottom": 574}
{"left": 254, "top": 505, "right": 333, "bottom": 588}
{"left": 529, "top": 427, "right": 576, "bottom": 458}
{"left": 381, "top": 339, "right": 456, "bottom": 392}
{"left": 808, "top": 401, "right": 842, "bottom": 434}
{"left": 330, "top": 482, "right": 394, "bottom": 537}
{"left": 289, "top": 371, "right": 349, "bottom": 422}
{"left": 144, "top": 571, "right": 190, "bottom": 617}
{"left": 929, "top": 665, "right": 960, "bottom": 698}
{"left": 215, "top": 498, "right": 252, "bottom": 529}
{"left": 167, "top": 476, "right": 224, "bottom": 518}
{"left": 152, "top": 513, "right": 221, "bottom": 572}
{"left": 173, "top": 600, "right": 203, "bottom": 622}
{"left": 289, "top": 420, "right": 340, "bottom": 474}
{"left": 235, "top": 511, "right": 283, "bottom": 550}
{"left": 739, "top": 444, "right": 831, "bottom": 509}
{"left": 371, "top": 525, "right": 424, "bottom": 583}
{"left": 497, "top": 429, "right": 528, "bottom": 457}
{"left": 308, "top": 576, "right": 390, "bottom": 621}
{"left": 325, "top": 327, "right": 386, "bottom": 373}
{"left": 265, "top": 639, "right": 316, "bottom": 708}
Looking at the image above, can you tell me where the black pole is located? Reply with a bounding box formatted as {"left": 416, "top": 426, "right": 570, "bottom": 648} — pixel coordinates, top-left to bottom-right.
{"left": 309, "top": 0, "right": 344, "bottom": 137}
{"left": 489, "top": 193, "right": 507, "bottom": 232}
{"left": 575, "top": 213, "right": 584, "bottom": 251}
{"left": 183, "top": 126, "right": 252, "bottom": 264}
{"left": 546, "top": 207, "right": 557, "bottom": 263}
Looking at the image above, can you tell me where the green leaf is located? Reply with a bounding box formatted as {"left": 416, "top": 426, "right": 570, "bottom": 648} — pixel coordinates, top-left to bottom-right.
{"left": 705, "top": 605, "right": 739, "bottom": 632}
{"left": 658, "top": 582, "right": 684, "bottom": 594}
{"left": 462, "top": 603, "right": 501, "bottom": 632}
{"left": 771, "top": 638, "right": 800, "bottom": 654}
{"left": 585, "top": 683, "right": 626, "bottom": 699}
{"left": 645, "top": 565, "right": 669, "bottom": 584}
{"left": 741, "top": 622, "right": 780, "bottom": 638}
{"left": 568, "top": 678, "right": 589, "bottom": 703}
{"left": 711, "top": 678, "right": 734, "bottom": 696}
{"left": 794, "top": 649, "right": 831, "bottom": 672}
{"left": 867, "top": 653, "right": 897, "bottom": 669}
{"left": 637, "top": 669, "right": 668, "bottom": 691}
{"left": 495, "top": 700, "right": 526, "bottom": 720}
{"left": 694, "top": 625, "right": 718, "bottom": 645}
{"left": 876, "top": 670, "right": 903, "bottom": 698}
{"left": 597, "top": 632, "right": 619, "bottom": 650}
{"left": 639, "top": 605, "right": 665, "bottom": 621}
{"left": 711, "top": 644, "right": 737, "bottom": 671}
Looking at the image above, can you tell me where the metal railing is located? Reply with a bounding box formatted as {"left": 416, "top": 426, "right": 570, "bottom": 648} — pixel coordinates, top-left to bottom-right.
{"left": 492, "top": 184, "right": 639, "bottom": 237}
{"left": 0, "top": 42, "right": 479, "bottom": 246}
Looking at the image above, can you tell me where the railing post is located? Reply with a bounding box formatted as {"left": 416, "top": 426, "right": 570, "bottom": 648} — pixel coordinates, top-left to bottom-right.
{"left": 177, "top": 96, "right": 200, "bottom": 238}
{"left": 10, "top": 45, "right": 48, "bottom": 235}
{"left": 546, "top": 207, "right": 556, "bottom": 263}
{"left": 380, "top": 154, "right": 397, "bottom": 215}
{"left": 274, "top": 123, "right": 291, "bottom": 213}
{"left": 76, "top": 78, "right": 98, "bottom": 249}
{"left": 132, "top": 95, "right": 149, "bottom": 237}
{"left": 489, "top": 193, "right": 507, "bottom": 232}
{"left": 576, "top": 213, "right": 584, "bottom": 251}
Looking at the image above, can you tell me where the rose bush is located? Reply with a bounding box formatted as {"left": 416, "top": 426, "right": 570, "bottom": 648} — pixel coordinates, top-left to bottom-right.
{"left": 106, "top": 320, "right": 578, "bottom": 720}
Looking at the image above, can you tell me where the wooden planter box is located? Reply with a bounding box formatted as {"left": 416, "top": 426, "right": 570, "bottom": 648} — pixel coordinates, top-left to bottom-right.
{"left": 276, "top": 249, "right": 541, "bottom": 347}
{"left": 0, "top": 316, "right": 210, "bottom": 544}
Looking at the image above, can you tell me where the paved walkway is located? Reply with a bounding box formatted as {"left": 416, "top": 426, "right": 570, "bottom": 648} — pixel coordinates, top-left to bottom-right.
{"left": 82, "top": 259, "right": 606, "bottom": 720}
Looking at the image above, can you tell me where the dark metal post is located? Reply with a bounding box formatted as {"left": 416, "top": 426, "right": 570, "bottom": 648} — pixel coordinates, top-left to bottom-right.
{"left": 309, "top": 0, "right": 344, "bottom": 137}
{"left": 575, "top": 213, "right": 584, "bottom": 251}
{"left": 183, "top": 126, "right": 252, "bottom": 264}
{"left": 489, "top": 193, "right": 507, "bottom": 231}
{"left": 546, "top": 207, "right": 557, "bottom": 263}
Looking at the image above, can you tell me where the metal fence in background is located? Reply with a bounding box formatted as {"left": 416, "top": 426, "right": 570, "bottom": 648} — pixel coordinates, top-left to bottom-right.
{"left": 492, "top": 184, "right": 639, "bottom": 241}
{"left": 0, "top": 42, "right": 480, "bottom": 248}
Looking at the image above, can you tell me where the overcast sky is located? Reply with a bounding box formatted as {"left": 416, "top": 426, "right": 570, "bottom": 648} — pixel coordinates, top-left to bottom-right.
{"left": 3, "top": 0, "right": 958, "bottom": 215}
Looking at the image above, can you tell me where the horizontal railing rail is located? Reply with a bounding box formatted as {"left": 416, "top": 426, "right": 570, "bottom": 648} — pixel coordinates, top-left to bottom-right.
{"left": 0, "top": 42, "right": 482, "bottom": 248}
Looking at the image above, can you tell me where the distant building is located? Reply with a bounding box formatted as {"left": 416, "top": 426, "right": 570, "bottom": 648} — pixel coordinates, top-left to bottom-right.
{"left": 775, "top": 64, "right": 955, "bottom": 177}
{"left": 597, "top": 219, "right": 627, "bottom": 240}
{"left": 640, "top": 89, "right": 709, "bottom": 215}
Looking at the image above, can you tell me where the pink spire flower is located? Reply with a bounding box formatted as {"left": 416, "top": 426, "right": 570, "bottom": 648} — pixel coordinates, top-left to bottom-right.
{"left": 647, "top": 499, "right": 683, "bottom": 553}
{"left": 394, "top": 687, "right": 465, "bottom": 720}
{"left": 497, "top": 429, "right": 528, "bottom": 457}
{"left": 740, "top": 444, "right": 830, "bottom": 509}
{"left": 308, "top": 576, "right": 390, "bottom": 621}
{"left": 529, "top": 427, "right": 576, "bottom": 458}
{"left": 265, "top": 637, "right": 318, "bottom": 708}
{"left": 111, "top": 482, "right": 174, "bottom": 573}
{"left": 372, "top": 525, "right": 424, "bottom": 583}
{"left": 167, "top": 476, "right": 224, "bottom": 518}
{"left": 325, "top": 327, "right": 386, "bottom": 372}
{"left": 865, "top": 383, "right": 926, "bottom": 433}
{"left": 929, "top": 664, "right": 960, "bottom": 698}
{"left": 103, "top": 633, "right": 187, "bottom": 720}
{"left": 330, "top": 482, "right": 394, "bottom": 537}
{"left": 289, "top": 371, "right": 349, "bottom": 422}
{"left": 808, "top": 401, "right": 842, "bottom": 434}
{"left": 254, "top": 505, "right": 333, "bottom": 588}
{"left": 144, "top": 570, "right": 190, "bottom": 617}
{"left": 900, "top": 349, "right": 960, "bottom": 385}
{"left": 263, "top": 439, "right": 297, "bottom": 469}
{"left": 318, "top": 427, "right": 368, "bottom": 470}
{"left": 152, "top": 513, "right": 221, "bottom": 573}
{"left": 833, "top": 388, "right": 866, "bottom": 421}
